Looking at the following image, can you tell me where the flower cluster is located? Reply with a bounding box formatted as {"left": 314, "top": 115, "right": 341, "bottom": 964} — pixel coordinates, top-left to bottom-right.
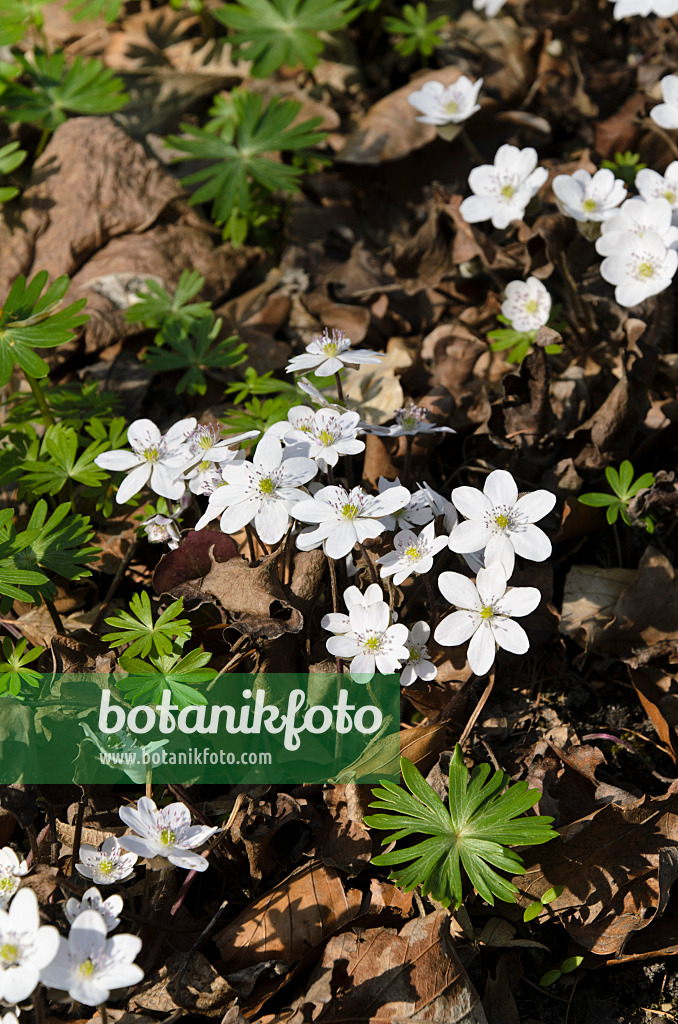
{"left": 459, "top": 145, "right": 548, "bottom": 230}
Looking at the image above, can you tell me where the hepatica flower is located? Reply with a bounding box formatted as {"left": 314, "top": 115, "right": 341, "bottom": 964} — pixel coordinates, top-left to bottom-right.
{"left": 76, "top": 836, "right": 137, "bottom": 886}
{"left": 435, "top": 563, "right": 540, "bottom": 676}
{"left": 65, "top": 887, "right": 123, "bottom": 933}
{"left": 377, "top": 477, "right": 433, "bottom": 531}
{"left": 0, "top": 888, "right": 59, "bottom": 1003}
{"left": 599, "top": 230, "right": 678, "bottom": 306}
{"left": 596, "top": 197, "right": 678, "bottom": 256}
{"left": 449, "top": 469, "right": 555, "bottom": 578}
{"left": 460, "top": 144, "right": 548, "bottom": 230}
{"left": 368, "top": 403, "right": 455, "bottom": 438}
{"left": 400, "top": 621, "right": 437, "bottom": 687}
{"left": 407, "top": 76, "right": 483, "bottom": 125}
{"left": 636, "top": 161, "right": 678, "bottom": 213}
{"left": 473, "top": 0, "right": 506, "bottom": 14}
{"left": 293, "top": 483, "right": 411, "bottom": 560}
{"left": 649, "top": 74, "right": 678, "bottom": 130}
{"left": 321, "top": 582, "right": 387, "bottom": 635}
{"left": 95, "top": 417, "right": 196, "bottom": 503}
{"left": 195, "top": 434, "right": 317, "bottom": 545}
{"left": 142, "top": 513, "right": 181, "bottom": 549}
{"left": 325, "top": 601, "right": 409, "bottom": 683}
{"left": 0, "top": 849, "right": 28, "bottom": 910}
{"left": 182, "top": 424, "right": 259, "bottom": 496}
{"left": 286, "top": 328, "right": 383, "bottom": 377}
{"left": 118, "top": 797, "right": 219, "bottom": 872}
{"left": 501, "top": 277, "right": 551, "bottom": 332}
{"left": 40, "top": 911, "right": 143, "bottom": 1006}
{"left": 552, "top": 168, "right": 627, "bottom": 223}
{"left": 286, "top": 408, "right": 365, "bottom": 467}
{"left": 609, "top": 0, "right": 678, "bottom": 15}
{"left": 377, "top": 522, "right": 447, "bottom": 585}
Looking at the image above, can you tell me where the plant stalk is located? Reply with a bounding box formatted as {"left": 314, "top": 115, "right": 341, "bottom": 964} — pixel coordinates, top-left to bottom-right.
{"left": 24, "top": 372, "right": 54, "bottom": 427}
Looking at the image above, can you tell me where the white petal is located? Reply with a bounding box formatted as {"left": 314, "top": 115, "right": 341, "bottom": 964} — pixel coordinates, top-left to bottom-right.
{"left": 324, "top": 522, "right": 358, "bottom": 560}
{"left": 437, "top": 570, "right": 482, "bottom": 610}
{"left": 127, "top": 419, "right": 160, "bottom": 449}
{"left": 490, "top": 616, "right": 529, "bottom": 655}
{"left": 514, "top": 490, "right": 556, "bottom": 523}
{"left": 510, "top": 523, "right": 551, "bottom": 562}
{"left": 434, "top": 610, "right": 480, "bottom": 646}
{"left": 475, "top": 562, "right": 507, "bottom": 606}
{"left": 494, "top": 585, "right": 541, "bottom": 618}
{"left": 254, "top": 500, "right": 290, "bottom": 545}
{"left": 451, "top": 485, "right": 492, "bottom": 520}
{"left": 116, "top": 463, "right": 151, "bottom": 503}
{"left": 484, "top": 470, "right": 518, "bottom": 507}
{"left": 484, "top": 532, "right": 515, "bottom": 578}
{"left": 448, "top": 519, "right": 490, "bottom": 553}
{"left": 467, "top": 620, "right": 496, "bottom": 676}
{"left": 95, "top": 450, "right": 141, "bottom": 471}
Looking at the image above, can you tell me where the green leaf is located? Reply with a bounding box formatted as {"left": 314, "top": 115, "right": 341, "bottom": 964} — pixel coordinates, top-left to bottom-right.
{"left": 541, "top": 885, "right": 564, "bottom": 904}
{"left": 384, "top": 2, "right": 447, "bottom": 58}
{"left": 604, "top": 464, "right": 622, "bottom": 497}
{"left": 539, "top": 970, "right": 562, "bottom": 987}
{"left": 578, "top": 492, "right": 620, "bottom": 508}
{"left": 366, "top": 745, "right": 557, "bottom": 910}
{"left": 103, "top": 592, "right": 192, "bottom": 658}
{"left": 213, "top": 0, "right": 357, "bottom": 77}
{"left": 617, "top": 460, "right": 634, "bottom": 495}
{"left": 116, "top": 647, "right": 215, "bottom": 709}
{"left": 627, "top": 471, "right": 655, "bottom": 497}
{"left": 0, "top": 510, "right": 50, "bottom": 606}
{"left": 144, "top": 315, "right": 247, "bottom": 394}
{"left": 20, "top": 423, "right": 110, "bottom": 496}
{"left": 0, "top": 636, "right": 44, "bottom": 696}
{"left": 0, "top": 140, "right": 26, "bottom": 204}
{"left": 561, "top": 956, "right": 584, "bottom": 974}
{"left": 0, "top": 272, "right": 89, "bottom": 386}
{"left": 1, "top": 50, "right": 127, "bottom": 132}
{"left": 522, "top": 900, "right": 543, "bottom": 922}
{"left": 18, "top": 500, "right": 100, "bottom": 593}
{"left": 65, "top": 0, "right": 124, "bottom": 22}
{"left": 124, "top": 271, "right": 212, "bottom": 332}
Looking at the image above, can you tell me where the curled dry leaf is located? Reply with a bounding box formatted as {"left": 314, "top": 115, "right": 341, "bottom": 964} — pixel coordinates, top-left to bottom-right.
{"left": 153, "top": 529, "right": 240, "bottom": 599}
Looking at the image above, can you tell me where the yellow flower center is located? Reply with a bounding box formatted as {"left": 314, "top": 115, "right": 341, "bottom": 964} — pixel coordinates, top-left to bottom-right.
{"left": 524, "top": 299, "right": 539, "bottom": 314}
{"left": 664, "top": 190, "right": 675, "bottom": 203}
{"left": 637, "top": 261, "right": 654, "bottom": 278}
{"left": 0, "top": 943, "right": 18, "bottom": 965}
{"left": 500, "top": 184, "right": 516, "bottom": 199}
{"left": 259, "top": 477, "right": 275, "bottom": 494}
{"left": 445, "top": 100, "right": 458, "bottom": 114}
{"left": 322, "top": 341, "right": 338, "bottom": 356}
{"left": 480, "top": 606, "right": 494, "bottom": 619}
{"left": 495, "top": 513, "right": 509, "bottom": 529}
{"left": 79, "top": 959, "right": 97, "bottom": 977}
{"left": 318, "top": 430, "right": 335, "bottom": 446}
{"left": 364, "top": 636, "right": 381, "bottom": 650}
{"left": 582, "top": 198, "right": 598, "bottom": 213}
{"left": 405, "top": 545, "right": 419, "bottom": 559}
{"left": 160, "top": 828, "right": 176, "bottom": 846}
{"left": 0, "top": 875, "right": 15, "bottom": 892}
{"left": 341, "top": 503, "right": 359, "bottom": 519}
{"left": 98, "top": 858, "right": 113, "bottom": 875}
{"left": 143, "top": 447, "right": 159, "bottom": 461}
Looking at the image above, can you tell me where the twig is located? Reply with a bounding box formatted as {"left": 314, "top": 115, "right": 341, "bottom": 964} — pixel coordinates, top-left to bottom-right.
{"left": 91, "top": 540, "right": 139, "bottom": 633}
{"left": 69, "top": 785, "right": 88, "bottom": 876}
{"left": 458, "top": 671, "right": 495, "bottom": 748}
{"left": 334, "top": 371, "right": 345, "bottom": 404}
{"left": 358, "top": 540, "right": 378, "bottom": 586}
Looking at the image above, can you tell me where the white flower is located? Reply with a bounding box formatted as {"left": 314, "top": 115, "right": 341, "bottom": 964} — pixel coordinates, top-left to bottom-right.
{"left": 40, "top": 911, "right": 143, "bottom": 1006}
{"left": 118, "top": 797, "right": 219, "bottom": 872}
{"left": 595, "top": 197, "right": 678, "bottom": 256}
{"left": 636, "top": 161, "right": 678, "bottom": 212}
{"left": 460, "top": 144, "right": 548, "bottom": 230}
{"left": 285, "top": 408, "right": 365, "bottom": 467}
{"left": 0, "top": 850, "right": 28, "bottom": 911}
{"left": 552, "top": 168, "right": 627, "bottom": 223}
{"left": 415, "top": 482, "right": 459, "bottom": 532}
{"left": 377, "top": 477, "right": 434, "bottom": 532}
{"left": 286, "top": 328, "right": 383, "bottom": 377}
{"left": 65, "top": 888, "right": 122, "bottom": 933}
{"left": 325, "top": 601, "right": 409, "bottom": 682}
{"left": 293, "top": 483, "right": 411, "bottom": 560}
{"left": 377, "top": 522, "right": 447, "bottom": 586}
{"left": 320, "top": 583, "right": 386, "bottom": 635}
{"left": 449, "top": 469, "right": 555, "bottom": 578}
{"left": 650, "top": 74, "right": 678, "bottom": 129}
{"left": 195, "top": 434, "right": 317, "bottom": 545}
{"left": 501, "top": 277, "right": 551, "bottom": 332}
{"left": 407, "top": 77, "right": 483, "bottom": 126}
{"left": 599, "top": 230, "right": 678, "bottom": 307}
{"left": 434, "top": 563, "right": 540, "bottom": 676}
{"left": 295, "top": 378, "right": 343, "bottom": 409}
{"left": 0, "top": 889, "right": 59, "bottom": 1003}
{"left": 76, "top": 836, "right": 137, "bottom": 886}
{"left": 95, "top": 417, "right": 196, "bottom": 503}
{"left": 367, "top": 403, "right": 455, "bottom": 438}
{"left": 2, "top": 1013, "right": 19, "bottom": 1024}
{"left": 400, "top": 621, "right": 437, "bottom": 687}
{"left": 181, "top": 424, "right": 258, "bottom": 496}
{"left": 609, "top": 0, "right": 678, "bottom": 15}
{"left": 142, "top": 513, "right": 181, "bottom": 549}
{"left": 473, "top": 0, "right": 506, "bottom": 15}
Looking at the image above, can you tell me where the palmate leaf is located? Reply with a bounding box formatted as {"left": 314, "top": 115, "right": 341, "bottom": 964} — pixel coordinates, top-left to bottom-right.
{"left": 1, "top": 51, "right": 127, "bottom": 132}
{"left": 145, "top": 315, "right": 246, "bottom": 394}
{"left": 0, "top": 509, "right": 49, "bottom": 606}
{"left": 384, "top": 2, "right": 447, "bottom": 58}
{"left": 65, "top": 0, "right": 124, "bottom": 22}
{"left": 17, "top": 501, "right": 100, "bottom": 593}
{"left": 124, "top": 271, "right": 212, "bottom": 332}
{"left": 20, "top": 423, "right": 110, "bottom": 497}
{"left": 166, "top": 89, "right": 327, "bottom": 231}
{"left": 0, "top": 271, "right": 88, "bottom": 386}
{"left": 213, "top": 0, "right": 357, "bottom": 77}
{"left": 0, "top": 637, "right": 43, "bottom": 696}
{"left": 103, "top": 592, "right": 192, "bottom": 658}
{"left": 117, "top": 647, "right": 215, "bottom": 710}
{"left": 366, "top": 746, "right": 557, "bottom": 910}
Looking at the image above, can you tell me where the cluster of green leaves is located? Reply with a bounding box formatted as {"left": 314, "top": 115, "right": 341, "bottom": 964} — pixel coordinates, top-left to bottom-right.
{"left": 365, "top": 747, "right": 557, "bottom": 910}
{"left": 0, "top": 140, "right": 26, "bottom": 203}
{"left": 540, "top": 955, "right": 584, "bottom": 988}
{"left": 522, "top": 884, "right": 563, "bottom": 922}
{"left": 166, "top": 89, "right": 328, "bottom": 244}
{"left": 383, "top": 3, "right": 447, "bottom": 59}
{"left": 213, "top": 0, "right": 357, "bottom": 77}
{"left": 65, "top": 0, "right": 124, "bottom": 23}
{"left": 579, "top": 460, "right": 655, "bottom": 532}
{"left": 0, "top": 51, "right": 127, "bottom": 136}
{"left": 601, "top": 150, "right": 646, "bottom": 187}
{"left": 145, "top": 316, "right": 246, "bottom": 395}
{"left": 0, "top": 637, "right": 43, "bottom": 696}
{"left": 488, "top": 307, "right": 565, "bottom": 365}
{"left": 103, "top": 592, "right": 192, "bottom": 658}
{"left": 125, "top": 272, "right": 213, "bottom": 335}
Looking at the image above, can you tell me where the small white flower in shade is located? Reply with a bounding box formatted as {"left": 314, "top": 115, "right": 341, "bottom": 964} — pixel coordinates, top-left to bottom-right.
{"left": 267, "top": 405, "right": 316, "bottom": 442}
{"left": 599, "top": 230, "right": 678, "bottom": 307}
{"left": 400, "top": 621, "right": 437, "bottom": 687}
{"left": 76, "top": 836, "right": 138, "bottom": 886}
{"left": 552, "top": 168, "right": 627, "bottom": 223}
{"left": 377, "top": 522, "right": 447, "bottom": 585}
{"left": 320, "top": 583, "right": 386, "bottom": 635}
{"left": 367, "top": 403, "right": 455, "bottom": 438}
{"left": 286, "top": 408, "right": 365, "bottom": 468}
{"left": 407, "top": 76, "right": 483, "bottom": 126}
{"left": 142, "top": 513, "right": 181, "bottom": 549}
{"left": 195, "top": 434, "right": 317, "bottom": 545}
{"left": 378, "top": 477, "right": 434, "bottom": 532}
{"left": 295, "top": 378, "right": 344, "bottom": 410}
{"left": 415, "top": 482, "right": 459, "bottom": 533}
{"left": 118, "top": 797, "right": 219, "bottom": 872}
{"left": 0, "top": 888, "right": 59, "bottom": 1003}
{"left": 65, "top": 888, "right": 123, "bottom": 933}
{"left": 636, "top": 161, "right": 678, "bottom": 213}
{"left": 292, "top": 483, "right": 411, "bottom": 560}
{"left": 184, "top": 424, "right": 259, "bottom": 466}
{"left": 650, "top": 74, "right": 678, "bottom": 130}
{"left": 185, "top": 459, "right": 227, "bottom": 497}
{"left": 286, "top": 328, "right": 383, "bottom": 378}
{"left": 608, "top": 0, "right": 678, "bottom": 15}
{"left": 501, "top": 277, "right": 552, "bottom": 332}
{"left": 0, "top": 849, "right": 28, "bottom": 910}
{"left": 95, "top": 417, "right": 196, "bottom": 504}
{"left": 596, "top": 197, "right": 678, "bottom": 256}
{"left": 449, "top": 469, "right": 556, "bottom": 578}
{"left": 325, "top": 601, "right": 409, "bottom": 682}
{"left": 435, "top": 562, "right": 540, "bottom": 676}
{"left": 39, "top": 911, "right": 143, "bottom": 1006}
{"left": 460, "top": 144, "right": 548, "bottom": 231}
{"left": 473, "top": 0, "right": 506, "bottom": 14}
{"left": 2, "top": 1012, "right": 19, "bottom": 1024}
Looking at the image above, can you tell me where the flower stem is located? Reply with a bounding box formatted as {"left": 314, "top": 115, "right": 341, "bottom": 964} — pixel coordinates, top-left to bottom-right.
{"left": 424, "top": 574, "right": 438, "bottom": 634}
{"left": 403, "top": 435, "right": 414, "bottom": 487}
{"left": 99, "top": 1005, "right": 109, "bottom": 1024}
{"left": 24, "top": 372, "right": 54, "bottom": 427}
{"left": 69, "top": 785, "right": 88, "bottom": 876}
{"left": 244, "top": 524, "right": 257, "bottom": 564}
{"left": 34, "top": 126, "right": 51, "bottom": 159}
{"left": 44, "top": 597, "right": 65, "bottom": 635}
{"left": 327, "top": 554, "right": 343, "bottom": 675}
{"left": 334, "top": 371, "right": 345, "bottom": 404}
{"left": 358, "top": 540, "right": 378, "bottom": 586}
